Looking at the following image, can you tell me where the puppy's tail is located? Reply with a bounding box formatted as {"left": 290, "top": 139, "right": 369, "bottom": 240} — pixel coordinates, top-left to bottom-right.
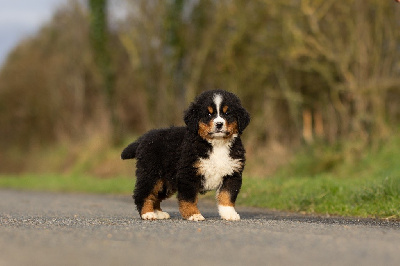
{"left": 121, "top": 140, "right": 140, "bottom": 160}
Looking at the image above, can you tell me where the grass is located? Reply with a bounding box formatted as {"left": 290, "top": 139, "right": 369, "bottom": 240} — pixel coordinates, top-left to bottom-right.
{"left": 0, "top": 135, "right": 399, "bottom": 220}
{"left": 1, "top": 172, "right": 398, "bottom": 219}
{"left": 0, "top": 174, "right": 134, "bottom": 195}
{"left": 239, "top": 174, "right": 400, "bottom": 219}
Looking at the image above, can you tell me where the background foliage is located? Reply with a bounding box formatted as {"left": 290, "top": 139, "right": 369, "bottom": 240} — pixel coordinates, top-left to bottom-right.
{"left": 0, "top": 0, "right": 399, "bottom": 176}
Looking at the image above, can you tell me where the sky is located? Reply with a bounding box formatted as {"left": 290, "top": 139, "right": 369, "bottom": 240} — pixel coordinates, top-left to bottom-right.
{"left": 0, "top": 0, "right": 68, "bottom": 67}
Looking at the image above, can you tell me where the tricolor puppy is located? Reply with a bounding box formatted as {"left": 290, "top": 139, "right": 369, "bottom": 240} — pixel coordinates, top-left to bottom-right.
{"left": 121, "top": 90, "right": 250, "bottom": 221}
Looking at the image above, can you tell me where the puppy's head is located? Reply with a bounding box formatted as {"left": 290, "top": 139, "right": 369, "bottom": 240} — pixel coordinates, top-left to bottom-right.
{"left": 184, "top": 90, "right": 250, "bottom": 140}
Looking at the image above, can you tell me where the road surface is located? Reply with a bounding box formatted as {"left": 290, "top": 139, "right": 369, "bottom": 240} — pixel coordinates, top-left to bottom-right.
{"left": 0, "top": 189, "right": 399, "bottom": 266}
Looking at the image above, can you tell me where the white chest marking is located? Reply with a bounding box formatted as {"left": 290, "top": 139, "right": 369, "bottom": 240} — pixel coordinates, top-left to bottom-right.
{"left": 196, "top": 140, "right": 242, "bottom": 191}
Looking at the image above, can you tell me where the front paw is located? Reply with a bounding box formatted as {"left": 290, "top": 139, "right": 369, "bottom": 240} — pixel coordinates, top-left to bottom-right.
{"left": 155, "top": 210, "right": 170, "bottom": 219}
{"left": 141, "top": 212, "right": 158, "bottom": 220}
{"left": 187, "top": 214, "right": 205, "bottom": 221}
{"left": 218, "top": 205, "right": 240, "bottom": 221}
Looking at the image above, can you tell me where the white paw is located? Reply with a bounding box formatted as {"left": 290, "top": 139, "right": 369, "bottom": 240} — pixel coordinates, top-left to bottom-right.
{"left": 155, "top": 210, "right": 170, "bottom": 219}
{"left": 187, "top": 214, "right": 205, "bottom": 221}
{"left": 141, "top": 212, "right": 157, "bottom": 220}
{"left": 218, "top": 205, "right": 240, "bottom": 221}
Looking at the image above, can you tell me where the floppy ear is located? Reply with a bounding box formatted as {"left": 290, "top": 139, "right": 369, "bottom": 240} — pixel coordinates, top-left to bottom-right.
{"left": 184, "top": 102, "right": 200, "bottom": 133}
{"left": 237, "top": 106, "right": 250, "bottom": 134}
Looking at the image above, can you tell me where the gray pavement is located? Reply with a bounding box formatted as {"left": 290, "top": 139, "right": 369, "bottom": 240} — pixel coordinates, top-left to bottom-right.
{"left": 0, "top": 189, "right": 399, "bottom": 266}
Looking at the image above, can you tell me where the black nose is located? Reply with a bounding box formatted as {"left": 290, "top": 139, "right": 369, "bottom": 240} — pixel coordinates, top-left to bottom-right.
{"left": 216, "top": 122, "right": 223, "bottom": 130}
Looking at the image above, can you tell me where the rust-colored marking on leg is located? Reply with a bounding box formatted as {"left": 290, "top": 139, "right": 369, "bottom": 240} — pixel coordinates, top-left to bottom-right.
{"left": 141, "top": 180, "right": 163, "bottom": 216}
{"left": 179, "top": 198, "right": 201, "bottom": 219}
{"left": 217, "top": 190, "right": 234, "bottom": 207}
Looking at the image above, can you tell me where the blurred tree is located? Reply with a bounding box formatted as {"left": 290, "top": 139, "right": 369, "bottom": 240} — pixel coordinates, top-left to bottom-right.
{"left": 0, "top": 2, "right": 94, "bottom": 149}
{"left": 89, "top": 0, "right": 119, "bottom": 144}
{"left": 285, "top": 0, "right": 400, "bottom": 151}
{"left": 165, "top": 0, "right": 186, "bottom": 117}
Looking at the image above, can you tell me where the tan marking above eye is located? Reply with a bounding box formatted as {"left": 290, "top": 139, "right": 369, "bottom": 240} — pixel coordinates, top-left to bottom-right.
{"left": 223, "top": 105, "right": 228, "bottom": 114}
{"left": 208, "top": 106, "right": 214, "bottom": 114}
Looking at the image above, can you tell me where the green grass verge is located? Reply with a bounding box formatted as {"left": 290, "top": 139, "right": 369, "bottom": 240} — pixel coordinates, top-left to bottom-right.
{"left": 0, "top": 172, "right": 398, "bottom": 219}
{"left": 0, "top": 174, "right": 134, "bottom": 195}
{"left": 239, "top": 175, "right": 400, "bottom": 219}
{"left": 237, "top": 134, "right": 400, "bottom": 219}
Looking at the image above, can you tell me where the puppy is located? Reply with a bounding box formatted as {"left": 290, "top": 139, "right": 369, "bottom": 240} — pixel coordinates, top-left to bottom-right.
{"left": 121, "top": 90, "right": 250, "bottom": 221}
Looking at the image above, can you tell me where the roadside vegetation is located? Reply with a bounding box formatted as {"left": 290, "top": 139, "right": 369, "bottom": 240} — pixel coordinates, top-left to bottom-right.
{"left": 1, "top": 134, "right": 399, "bottom": 219}
{"left": 240, "top": 135, "right": 400, "bottom": 219}
{"left": 240, "top": 139, "right": 400, "bottom": 219}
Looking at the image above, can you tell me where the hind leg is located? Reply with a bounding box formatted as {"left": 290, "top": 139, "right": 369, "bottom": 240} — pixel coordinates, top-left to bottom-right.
{"left": 153, "top": 200, "right": 170, "bottom": 220}
{"left": 134, "top": 179, "right": 170, "bottom": 220}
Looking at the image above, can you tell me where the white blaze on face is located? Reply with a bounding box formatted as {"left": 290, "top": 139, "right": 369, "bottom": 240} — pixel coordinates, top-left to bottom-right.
{"left": 213, "top": 94, "right": 226, "bottom": 133}
{"left": 213, "top": 94, "right": 223, "bottom": 116}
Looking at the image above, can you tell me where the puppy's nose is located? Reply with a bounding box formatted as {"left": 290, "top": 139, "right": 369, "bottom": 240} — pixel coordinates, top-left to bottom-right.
{"left": 215, "top": 122, "right": 224, "bottom": 130}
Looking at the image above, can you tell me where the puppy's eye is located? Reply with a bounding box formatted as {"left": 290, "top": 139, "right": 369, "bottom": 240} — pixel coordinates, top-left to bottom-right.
{"left": 208, "top": 113, "right": 212, "bottom": 117}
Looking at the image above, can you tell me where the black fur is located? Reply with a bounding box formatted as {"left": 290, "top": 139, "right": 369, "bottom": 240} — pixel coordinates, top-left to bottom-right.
{"left": 122, "top": 89, "right": 250, "bottom": 219}
{"left": 121, "top": 140, "right": 140, "bottom": 160}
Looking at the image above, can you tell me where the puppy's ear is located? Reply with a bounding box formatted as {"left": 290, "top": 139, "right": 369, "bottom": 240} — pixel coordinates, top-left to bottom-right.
{"left": 184, "top": 102, "right": 199, "bottom": 133}
{"left": 237, "top": 106, "right": 250, "bottom": 134}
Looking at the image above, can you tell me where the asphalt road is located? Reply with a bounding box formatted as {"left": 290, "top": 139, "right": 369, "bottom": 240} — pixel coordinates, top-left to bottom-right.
{"left": 1, "top": 189, "right": 399, "bottom": 266}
